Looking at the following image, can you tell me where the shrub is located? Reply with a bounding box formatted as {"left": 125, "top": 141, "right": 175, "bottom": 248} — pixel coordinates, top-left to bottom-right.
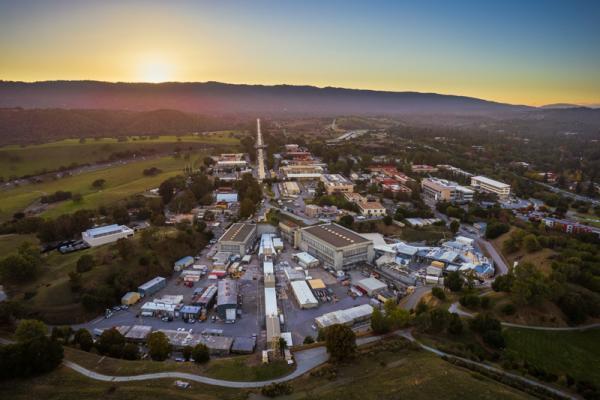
{"left": 501, "top": 303, "right": 516, "bottom": 316}
{"left": 76, "top": 254, "right": 95, "bottom": 273}
{"left": 485, "top": 222, "right": 509, "bottom": 239}
{"left": 483, "top": 330, "right": 505, "bottom": 349}
{"left": 480, "top": 296, "right": 492, "bottom": 309}
{"left": 192, "top": 343, "right": 210, "bottom": 364}
{"left": 459, "top": 294, "right": 480, "bottom": 309}
{"left": 431, "top": 287, "right": 446, "bottom": 300}
{"left": 492, "top": 274, "right": 514, "bottom": 292}
{"left": 261, "top": 382, "right": 293, "bottom": 397}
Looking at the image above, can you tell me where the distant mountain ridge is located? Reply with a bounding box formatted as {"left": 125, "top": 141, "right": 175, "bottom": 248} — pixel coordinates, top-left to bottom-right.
{"left": 0, "top": 80, "right": 532, "bottom": 116}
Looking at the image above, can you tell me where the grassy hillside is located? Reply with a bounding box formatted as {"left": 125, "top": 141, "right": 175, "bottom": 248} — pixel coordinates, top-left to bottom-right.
{"left": 0, "top": 339, "right": 535, "bottom": 400}
{"left": 504, "top": 328, "right": 600, "bottom": 384}
{"left": 0, "top": 133, "right": 238, "bottom": 178}
{"left": 0, "top": 155, "right": 190, "bottom": 221}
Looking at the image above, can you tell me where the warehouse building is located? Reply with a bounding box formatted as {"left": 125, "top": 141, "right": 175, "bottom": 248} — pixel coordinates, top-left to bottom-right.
{"left": 357, "top": 277, "right": 387, "bottom": 296}
{"left": 421, "top": 178, "right": 474, "bottom": 204}
{"left": 290, "top": 280, "right": 319, "bottom": 309}
{"left": 471, "top": 176, "right": 511, "bottom": 199}
{"left": 320, "top": 174, "right": 355, "bottom": 195}
{"left": 217, "top": 223, "right": 257, "bottom": 256}
{"left": 217, "top": 279, "right": 238, "bottom": 321}
{"left": 124, "top": 325, "right": 153, "bottom": 342}
{"left": 82, "top": 224, "right": 134, "bottom": 247}
{"left": 173, "top": 256, "right": 194, "bottom": 272}
{"left": 137, "top": 276, "right": 166, "bottom": 298}
{"left": 315, "top": 304, "right": 374, "bottom": 329}
{"left": 298, "top": 223, "right": 374, "bottom": 271}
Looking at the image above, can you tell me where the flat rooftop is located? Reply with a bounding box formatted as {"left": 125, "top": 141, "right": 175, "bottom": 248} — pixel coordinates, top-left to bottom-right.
{"left": 302, "top": 223, "right": 371, "bottom": 248}
{"left": 220, "top": 223, "right": 255, "bottom": 243}
{"left": 472, "top": 175, "right": 510, "bottom": 189}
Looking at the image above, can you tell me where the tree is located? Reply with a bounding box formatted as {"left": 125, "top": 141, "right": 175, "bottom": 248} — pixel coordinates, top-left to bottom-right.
{"left": 449, "top": 220, "right": 460, "bottom": 234}
{"left": 115, "top": 237, "right": 135, "bottom": 260}
{"left": 512, "top": 263, "right": 550, "bottom": 305}
{"left": 448, "top": 313, "right": 463, "bottom": 335}
{"left": 169, "top": 189, "right": 197, "bottom": 214}
{"left": 485, "top": 222, "right": 509, "bottom": 239}
{"left": 324, "top": 324, "right": 356, "bottom": 362}
{"left": 492, "top": 273, "right": 514, "bottom": 292}
{"left": 15, "top": 319, "right": 47, "bottom": 342}
{"left": 278, "top": 337, "right": 288, "bottom": 357}
{"left": 239, "top": 197, "right": 256, "bottom": 218}
{"left": 558, "top": 292, "right": 588, "bottom": 325}
{"left": 91, "top": 179, "right": 106, "bottom": 189}
{"left": 444, "top": 271, "right": 463, "bottom": 292}
{"left": 523, "top": 234, "right": 541, "bottom": 253}
{"left": 431, "top": 287, "right": 446, "bottom": 300}
{"left": 147, "top": 331, "right": 171, "bottom": 361}
{"left": 96, "top": 328, "right": 125, "bottom": 358}
{"left": 122, "top": 343, "right": 140, "bottom": 360}
{"left": 112, "top": 206, "right": 130, "bottom": 225}
{"left": 192, "top": 343, "right": 210, "bottom": 364}
{"left": 182, "top": 345, "right": 193, "bottom": 361}
{"left": 76, "top": 254, "right": 95, "bottom": 273}
{"left": 73, "top": 328, "right": 93, "bottom": 352}
{"left": 339, "top": 214, "right": 354, "bottom": 229}
{"left": 303, "top": 336, "right": 315, "bottom": 345}
{"left": 0, "top": 336, "right": 63, "bottom": 380}
{"left": 429, "top": 308, "right": 450, "bottom": 333}
{"left": 370, "top": 307, "right": 391, "bottom": 334}
{"left": 383, "top": 215, "right": 393, "bottom": 226}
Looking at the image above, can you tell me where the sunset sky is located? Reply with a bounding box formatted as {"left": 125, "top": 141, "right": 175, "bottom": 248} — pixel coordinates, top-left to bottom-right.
{"left": 1, "top": 0, "right": 599, "bottom": 106}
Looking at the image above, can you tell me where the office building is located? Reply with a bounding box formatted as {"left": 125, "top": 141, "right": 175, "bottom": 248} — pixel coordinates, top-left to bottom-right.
{"left": 421, "top": 178, "right": 474, "bottom": 203}
{"left": 298, "top": 223, "right": 374, "bottom": 270}
{"left": 470, "top": 176, "right": 511, "bottom": 199}
{"left": 320, "top": 174, "right": 354, "bottom": 195}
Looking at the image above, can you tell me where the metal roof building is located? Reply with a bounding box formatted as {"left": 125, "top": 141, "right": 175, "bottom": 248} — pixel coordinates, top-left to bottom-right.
{"left": 298, "top": 223, "right": 374, "bottom": 270}
{"left": 357, "top": 277, "right": 387, "bottom": 296}
{"left": 315, "top": 304, "right": 374, "bottom": 329}
{"left": 82, "top": 224, "right": 134, "bottom": 247}
{"left": 217, "top": 279, "right": 238, "bottom": 321}
{"left": 217, "top": 223, "right": 257, "bottom": 256}
{"left": 290, "top": 280, "right": 318, "bottom": 309}
{"left": 137, "top": 276, "right": 166, "bottom": 297}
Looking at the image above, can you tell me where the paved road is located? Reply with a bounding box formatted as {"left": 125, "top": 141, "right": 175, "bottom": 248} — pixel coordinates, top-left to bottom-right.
{"left": 399, "top": 286, "right": 431, "bottom": 311}
{"left": 477, "top": 238, "right": 509, "bottom": 275}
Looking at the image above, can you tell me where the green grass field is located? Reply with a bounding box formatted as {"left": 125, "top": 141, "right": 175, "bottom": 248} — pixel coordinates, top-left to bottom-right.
{"left": 0, "top": 233, "right": 39, "bottom": 256}
{"left": 0, "top": 133, "right": 239, "bottom": 178}
{"left": 504, "top": 328, "right": 600, "bottom": 384}
{"left": 0, "top": 155, "right": 192, "bottom": 220}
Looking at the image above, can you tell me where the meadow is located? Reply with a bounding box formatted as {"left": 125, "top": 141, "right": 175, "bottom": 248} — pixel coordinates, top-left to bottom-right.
{"left": 504, "top": 327, "right": 600, "bottom": 384}
{"left": 1, "top": 155, "right": 193, "bottom": 221}
{"left": 0, "top": 132, "right": 239, "bottom": 178}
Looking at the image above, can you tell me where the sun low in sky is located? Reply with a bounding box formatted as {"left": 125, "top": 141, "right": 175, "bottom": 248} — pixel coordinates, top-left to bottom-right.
{"left": 137, "top": 57, "right": 175, "bottom": 83}
{"left": 1, "top": 0, "right": 599, "bottom": 106}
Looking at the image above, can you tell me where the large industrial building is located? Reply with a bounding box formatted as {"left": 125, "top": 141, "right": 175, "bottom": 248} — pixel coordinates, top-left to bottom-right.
{"left": 315, "top": 304, "right": 374, "bottom": 329}
{"left": 470, "top": 176, "right": 511, "bottom": 199}
{"left": 137, "top": 276, "right": 166, "bottom": 297}
{"left": 421, "top": 178, "right": 474, "bottom": 204}
{"left": 217, "top": 223, "right": 257, "bottom": 256}
{"left": 82, "top": 224, "right": 134, "bottom": 247}
{"left": 280, "top": 164, "right": 323, "bottom": 180}
{"left": 298, "top": 223, "right": 374, "bottom": 270}
{"left": 320, "top": 174, "right": 354, "bottom": 195}
{"left": 217, "top": 279, "right": 238, "bottom": 321}
{"left": 290, "top": 280, "right": 319, "bottom": 309}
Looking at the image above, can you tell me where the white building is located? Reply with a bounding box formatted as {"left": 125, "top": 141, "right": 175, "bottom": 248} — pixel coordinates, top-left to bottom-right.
{"left": 82, "top": 224, "right": 134, "bottom": 247}
{"left": 421, "top": 178, "right": 474, "bottom": 203}
{"left": 290, "top": 280, "right": 319, "bottom": 309}
{"left": 357, "top": 201, "right": 387, "bottom": 217}
{"left": 471, "top": 176, "right": 511, "bottom": 199}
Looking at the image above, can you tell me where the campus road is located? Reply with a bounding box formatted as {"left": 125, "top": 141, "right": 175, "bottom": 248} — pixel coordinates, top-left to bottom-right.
{"left": 398, "top": 286, "right": 431, "bottom": 311}
{"left": 62, "top": 334, "right": 383, "bottom": 389}
{"left": 477, "top": 238, "right": 509, "bottom": 275}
